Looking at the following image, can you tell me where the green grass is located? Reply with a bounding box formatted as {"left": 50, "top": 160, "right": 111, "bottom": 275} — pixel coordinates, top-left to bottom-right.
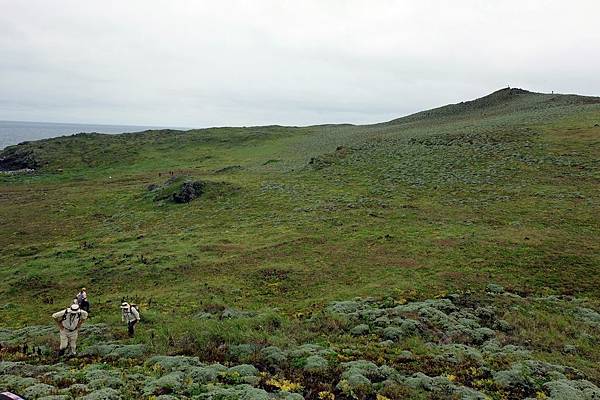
{"left": 1, "top": 88, "right": 599, "bottom": 397}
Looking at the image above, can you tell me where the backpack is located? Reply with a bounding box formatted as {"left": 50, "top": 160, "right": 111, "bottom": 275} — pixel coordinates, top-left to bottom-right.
{"left": 60, "top": 309, "right": 81, "bottom": 326}
{"left": 122, "top": 304, "right": 140, "bottom": 318}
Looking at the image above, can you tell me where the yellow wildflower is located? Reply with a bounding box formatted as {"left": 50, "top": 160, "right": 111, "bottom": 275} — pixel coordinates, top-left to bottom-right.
{"left": 318, "top": 391, "right": 335, "bottom": 400}
{"left": 266, "top": 378, "right": 303, "bottom": 393}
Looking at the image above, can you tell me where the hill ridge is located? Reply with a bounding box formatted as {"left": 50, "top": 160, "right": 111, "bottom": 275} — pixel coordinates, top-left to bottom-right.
{"left": 383, "top": 87, "right": 600, "bottom": 125}
{"left": 1, "top": 87, "right": 599, "bottom": 172}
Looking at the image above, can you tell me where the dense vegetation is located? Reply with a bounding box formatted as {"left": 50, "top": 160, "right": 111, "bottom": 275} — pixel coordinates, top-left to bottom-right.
{"left": 1, "top": 88, "right": 599, "bottom": 399}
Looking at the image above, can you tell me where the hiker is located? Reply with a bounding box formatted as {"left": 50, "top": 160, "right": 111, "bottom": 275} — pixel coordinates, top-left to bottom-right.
{"left": 76, "top": 287, "right": 90, "bottom": 313}
{"left": 121, "top": 302, "right": 141, "bottom": 337}
{"left": 51, "top": 303, "right": 88, "bottom": 356}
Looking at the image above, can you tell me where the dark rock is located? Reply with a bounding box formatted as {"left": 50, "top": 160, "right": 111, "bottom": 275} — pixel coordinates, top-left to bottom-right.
{"left": 0, "top": 146, "right": 38, "bottom": 171}
{"left": 172, "top": 181, "right": 204, "bottom": 203}
{"left": 152, "top": 176, "right": 238, "bottom": 204}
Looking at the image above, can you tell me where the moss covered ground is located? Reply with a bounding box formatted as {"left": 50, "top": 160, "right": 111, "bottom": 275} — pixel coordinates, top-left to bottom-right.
{"left": 0, "top": 88, "right": 599, "bottom": 399}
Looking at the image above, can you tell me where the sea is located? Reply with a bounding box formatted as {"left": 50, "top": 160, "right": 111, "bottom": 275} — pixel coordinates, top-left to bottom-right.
{"left": 0, "top": 120, "right": 185, "bottom": 150}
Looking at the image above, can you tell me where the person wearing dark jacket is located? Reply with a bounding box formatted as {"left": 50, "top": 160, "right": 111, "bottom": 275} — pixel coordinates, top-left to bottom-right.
{"left": 76, "top": 287, "right": 90, "bottom": 313}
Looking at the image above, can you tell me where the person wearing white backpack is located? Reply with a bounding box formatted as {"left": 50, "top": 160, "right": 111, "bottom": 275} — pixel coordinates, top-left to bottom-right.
{"left": 120, "top": 302, "right": 141, "bottom": 337}
{"left": 51, "top": 303, "right": 88, "bottom": 356}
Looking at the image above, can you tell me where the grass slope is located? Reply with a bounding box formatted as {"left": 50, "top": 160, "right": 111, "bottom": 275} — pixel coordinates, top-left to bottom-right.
{"left": 1, "top": 88, "right": 599, "bottom": 399}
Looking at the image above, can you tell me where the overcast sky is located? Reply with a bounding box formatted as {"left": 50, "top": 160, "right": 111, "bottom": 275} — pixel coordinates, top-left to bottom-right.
{"left": 1, "top": 1, "right": 599, "bottom": 127}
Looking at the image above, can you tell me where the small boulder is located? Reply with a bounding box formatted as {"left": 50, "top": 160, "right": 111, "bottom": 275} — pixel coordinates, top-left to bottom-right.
{"left": 486, "top": 283, "right": 505, "bottom": 294}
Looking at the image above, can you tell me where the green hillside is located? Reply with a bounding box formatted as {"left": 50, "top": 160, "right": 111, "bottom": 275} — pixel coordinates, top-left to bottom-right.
{"left": 1, "top": 88, "right": 600, "bottom": 399}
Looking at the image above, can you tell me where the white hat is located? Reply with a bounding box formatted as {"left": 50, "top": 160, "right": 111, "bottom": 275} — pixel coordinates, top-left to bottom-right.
{"left": 120, "top": 302, "right": 129, "bottom": 309}
{"left": 68, "top": 304, "right": 80, "bottom": 313}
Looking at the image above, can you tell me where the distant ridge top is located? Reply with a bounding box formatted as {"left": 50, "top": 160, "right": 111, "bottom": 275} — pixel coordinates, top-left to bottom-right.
{"left": 384, "top": 86, "right": 599, "bottom": 128}
{"left": 493, "top": 87, "right": 532, "bottom": 95}
{"left": 454, "top": 87, "right": 535, "bottom": 108}
{"left": 481, "top": 87, "right": 533, "bottom": 100}
{"left": 384, "top": 87, "right": 534, "bottom": 124}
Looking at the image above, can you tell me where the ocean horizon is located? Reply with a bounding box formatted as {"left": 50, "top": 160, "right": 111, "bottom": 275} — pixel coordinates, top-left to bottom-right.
{"left": 0, "top": 120, "right": 187, "bottom": 149}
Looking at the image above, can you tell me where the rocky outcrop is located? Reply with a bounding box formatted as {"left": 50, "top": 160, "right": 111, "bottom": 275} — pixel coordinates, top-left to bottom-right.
{"left": 148, "top": 175, "right": 239, "bottom": 204}
{"left": 0, "top": 146, "right": 38, "bottom": 171}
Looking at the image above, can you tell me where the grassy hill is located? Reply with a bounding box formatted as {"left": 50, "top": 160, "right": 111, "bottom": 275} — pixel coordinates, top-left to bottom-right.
{"left": 1, "top": 88, "right": 599, "bottom": 399}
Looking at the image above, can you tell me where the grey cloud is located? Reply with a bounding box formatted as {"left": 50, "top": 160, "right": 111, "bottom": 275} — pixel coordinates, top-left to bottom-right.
{"left": 0, "top": 0, "right": 599, "bottom": 127}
